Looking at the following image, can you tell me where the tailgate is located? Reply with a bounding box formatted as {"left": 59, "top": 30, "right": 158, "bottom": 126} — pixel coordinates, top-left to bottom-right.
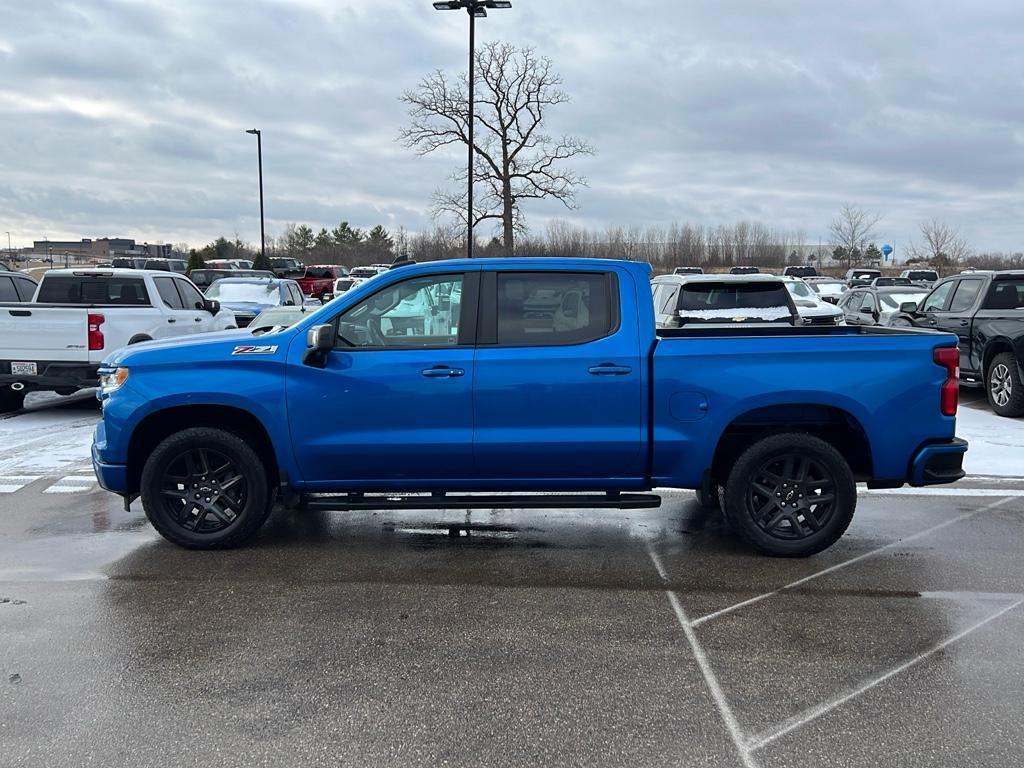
{"left": 0, "top": 306, "right": 89, "bottom": 362}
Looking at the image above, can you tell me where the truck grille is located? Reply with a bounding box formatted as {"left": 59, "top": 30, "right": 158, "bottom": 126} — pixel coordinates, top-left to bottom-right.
{"left": 803, "top": 315, "right": 840, "bottom": 326}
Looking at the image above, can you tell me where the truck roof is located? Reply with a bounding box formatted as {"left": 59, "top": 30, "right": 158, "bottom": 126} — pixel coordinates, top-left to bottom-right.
{"left": 40, "top": 268, "right": 186, "bottom": 278}
{"left": 653, "top": 273, "right": 783, "bottom": 284}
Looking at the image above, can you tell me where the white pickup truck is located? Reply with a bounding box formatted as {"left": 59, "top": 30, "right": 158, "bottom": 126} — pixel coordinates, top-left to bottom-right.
{"left": 0, "top": 269, "right": 237, "bottom": 412}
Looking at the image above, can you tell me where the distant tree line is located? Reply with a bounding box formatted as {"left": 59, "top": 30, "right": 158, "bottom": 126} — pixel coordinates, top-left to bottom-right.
{"left": 184, "top": 208, "right": 1020, "bottom": 276}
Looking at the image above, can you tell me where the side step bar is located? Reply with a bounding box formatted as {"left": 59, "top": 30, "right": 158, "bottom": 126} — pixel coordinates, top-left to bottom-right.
{"left": 304, "top": 493, "right": 662, "bottom": 512}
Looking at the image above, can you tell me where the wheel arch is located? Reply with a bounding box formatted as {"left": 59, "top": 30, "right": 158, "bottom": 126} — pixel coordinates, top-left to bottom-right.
{"left": 126, "top": 405, "right": 280, "bottom": 495}
{"left": 710, "top": 404, "right": 873, "bottom": 483}
{"left": 983, "top": 339, "right": 1019, "bottom": 376}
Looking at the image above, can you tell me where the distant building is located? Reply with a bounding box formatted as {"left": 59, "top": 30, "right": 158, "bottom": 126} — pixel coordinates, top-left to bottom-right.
{"left": 30, "top": 238, "right": 175, "bottom": 261}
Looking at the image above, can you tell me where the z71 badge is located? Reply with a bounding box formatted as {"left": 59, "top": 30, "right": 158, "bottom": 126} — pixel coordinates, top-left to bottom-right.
{"left": 232, "top": 345, "right": 278, "bottom": 355}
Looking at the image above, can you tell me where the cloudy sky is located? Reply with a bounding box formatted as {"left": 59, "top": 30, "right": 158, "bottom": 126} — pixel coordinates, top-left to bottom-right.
{"left": 1, "top": 0, "right": 1022, "bottom": 253}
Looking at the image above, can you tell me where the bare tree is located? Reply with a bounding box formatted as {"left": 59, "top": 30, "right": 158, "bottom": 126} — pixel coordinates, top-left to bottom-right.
{"left": 400, "top": 42, "right": 594, "bottom": 254}
{"left": 828, "top": 204, "right": 882, "bottom": 268}
{"left": 910, "top": 219, "right": 971, "bottom": 265}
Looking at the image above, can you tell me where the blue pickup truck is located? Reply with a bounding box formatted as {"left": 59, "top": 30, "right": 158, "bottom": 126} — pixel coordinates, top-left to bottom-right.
{"left": 91, "top": 258, "right": 967, "bottom": 556}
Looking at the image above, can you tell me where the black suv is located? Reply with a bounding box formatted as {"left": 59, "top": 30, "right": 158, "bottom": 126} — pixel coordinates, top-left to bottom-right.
{"left": 894, "top": 271, "right": 1024, "bottom": 416}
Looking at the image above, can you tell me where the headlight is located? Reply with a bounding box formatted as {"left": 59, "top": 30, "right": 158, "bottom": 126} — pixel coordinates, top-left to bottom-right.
{"left": 99, "top": 367, "right": 129, "bottom": 394}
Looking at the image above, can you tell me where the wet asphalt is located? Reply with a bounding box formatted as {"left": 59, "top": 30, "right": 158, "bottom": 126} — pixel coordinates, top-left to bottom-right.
{"left": 2, "top": 398, "right": 1024, "bottom": 767}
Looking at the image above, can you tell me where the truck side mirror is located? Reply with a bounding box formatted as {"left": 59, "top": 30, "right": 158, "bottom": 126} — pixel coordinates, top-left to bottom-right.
{"left": 204, "top": 299, "right": 221, "bottom": 315}
{"left": 304, "top": 324, "right": 333, "bottom": 368}
{"left": 899, "top": 301, "right": 919, "bottom": 313}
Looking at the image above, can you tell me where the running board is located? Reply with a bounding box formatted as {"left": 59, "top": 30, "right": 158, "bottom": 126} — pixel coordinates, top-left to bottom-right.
{"left": 304, "top": 493, "right": 662, "bottom": 512}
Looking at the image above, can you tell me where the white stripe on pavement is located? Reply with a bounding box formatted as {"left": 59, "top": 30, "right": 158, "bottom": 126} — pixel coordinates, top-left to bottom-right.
{"left": 43, "top": 475, "right": 98, "bottom": 494}
{"left": 0, "top": 476, "right": 42, "bottom": 494}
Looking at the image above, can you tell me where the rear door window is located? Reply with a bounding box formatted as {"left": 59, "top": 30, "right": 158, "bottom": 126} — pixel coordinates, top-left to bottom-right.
{"left": 13, "top": 277, "right": 36, "bottom": 301}
{"left": 154, "top": 277, "right": 184, "bottom": 309}
{"left": 983, "top": 279, "right": 1024, "bottom": 310}
{"left": 36, "top": 276, "right": 151, "bottom": 304}
{"left": 495, "top": 272, "right": 614, "bottom": 345}
{"left": 948, "top": 279, "right": 984, "bottom": 313}
{"left": 0, "top": 276, "right": 17, "bottom": 301}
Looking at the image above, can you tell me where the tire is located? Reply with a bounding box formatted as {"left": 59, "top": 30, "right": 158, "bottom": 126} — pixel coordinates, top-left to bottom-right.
{"left": 986, "top": 353, "right": 1024, "bottom": 418}
{"left": 0, "top": 389, "right": 26, "bottom": 414}
{"left": 723, "top": 433, "right": 856, "bottom": 557}
{"left": 140, "top": 427, "right": 273, "bottom": 550}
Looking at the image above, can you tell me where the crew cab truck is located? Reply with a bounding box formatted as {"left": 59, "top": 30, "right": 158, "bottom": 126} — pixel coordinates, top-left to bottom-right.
{"left": 894, "top": 270, "right": 1024, "bottom": 416}
{"left": 92, "top": 258, "right": 967, "bottom": 557}
{"left": 0, "top": 269, "right": 235, "bottom": 412}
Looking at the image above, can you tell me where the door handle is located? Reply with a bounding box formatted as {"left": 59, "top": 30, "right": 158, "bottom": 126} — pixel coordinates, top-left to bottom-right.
{"left": 927, "top": 318, "right": 937, "bottom": 325}
{"left": 167, "top": 318, "right": 176, "bottom": 324}
{"left": 588, "top": 364, "right": 632, "bottom": 376}
{"left": 194, "top": 318, "right": 202, "bottom": 323}
{"left": 421, "top": 367, "right": 465, "bottom": 378}
{"left": 959, "top": 320, "right": 969, "bottom": 327}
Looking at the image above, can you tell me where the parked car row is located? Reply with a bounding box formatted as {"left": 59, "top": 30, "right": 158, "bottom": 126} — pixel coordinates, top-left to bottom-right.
{"left": 0, "top": 269, "right": 237, "bottom": 411}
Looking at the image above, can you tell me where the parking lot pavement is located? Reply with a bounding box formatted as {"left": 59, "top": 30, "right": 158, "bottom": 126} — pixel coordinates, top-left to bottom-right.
{"left": 2, "top": 395, "right": 1024, "bottom": 767}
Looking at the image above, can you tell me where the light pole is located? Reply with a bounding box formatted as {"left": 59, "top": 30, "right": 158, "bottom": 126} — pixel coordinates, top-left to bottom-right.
{"left": 245, "top": 129, "right": 266, "bottom": 264}
{"left": 4, "top": 232, "right": 10, "bottom": 264}
{"left": 432, "top": 0, "right": 511, "bottom": 258}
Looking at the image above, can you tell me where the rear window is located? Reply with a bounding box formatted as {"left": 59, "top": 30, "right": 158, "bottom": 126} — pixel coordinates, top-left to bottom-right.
{"left": 905, "top": 271, "right": 938, "bottom": 281}
{"left": 36, "top": 276, "right": 150, "bottom": 305}
{"left": 496, "top": 272, "right": 614, "bottom": 346}
{"left": 983, "top": 279, "right": 1024, "bottom": 310}
{"left": 304, "top": 267, "right": 334, "bottom": 279}
{"left": 676, "top": 282, "right": 793, "bottom": 324}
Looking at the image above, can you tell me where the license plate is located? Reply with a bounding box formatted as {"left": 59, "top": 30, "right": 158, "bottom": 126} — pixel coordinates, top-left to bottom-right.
{"left": 10, "top": 362, "right": 37, "bottom": 376}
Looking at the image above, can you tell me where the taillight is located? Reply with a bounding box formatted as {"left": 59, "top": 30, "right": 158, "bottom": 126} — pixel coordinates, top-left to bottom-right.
{"left": 933, "top": 346, "right": 959, "bottom": 416}
{"left": 88, "top": 313, "right": 105, "bottom": 351}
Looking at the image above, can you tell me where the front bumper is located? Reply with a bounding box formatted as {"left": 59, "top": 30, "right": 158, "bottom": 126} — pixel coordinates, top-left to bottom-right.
{"left": 908, "top": 438, "right": 968, "bottom": 486}
{"left": 92, "top": 422, "right": 128, "bottom": 494}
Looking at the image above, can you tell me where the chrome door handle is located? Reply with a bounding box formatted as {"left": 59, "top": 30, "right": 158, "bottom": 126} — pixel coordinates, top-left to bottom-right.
{"left": 421, "top": 367, "right": 465, "bottom": 378}
{"left": 588, "top": 364, "right": 632, "bottom": 376}
{"left": 167, "top": 318, "right": 176, "bottom": 323}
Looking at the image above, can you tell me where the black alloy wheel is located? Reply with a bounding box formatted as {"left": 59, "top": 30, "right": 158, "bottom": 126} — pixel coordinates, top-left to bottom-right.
{"left": 141, "top": 427, "right": 272, "bottom": 549}
{"left": 159, "top": 447, "right": 247, "bottom": 534}
{"left": 723, "top": 433, "right": 856, "bottom": 557}
{"left": 745, "top": 454, "right": 836, "bottom": 540}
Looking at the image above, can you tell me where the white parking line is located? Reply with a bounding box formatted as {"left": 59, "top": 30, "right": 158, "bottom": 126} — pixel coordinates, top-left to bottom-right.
{"left": 691, "top": 498, "right": 1015, "bottom": 627}
{"left": 747, "top": 599, "right": 1023, "bottom": 751}
{"left": 0, "top": 476, "right": 42, "bottom": 494}
{"left": 861, "top": 487, "right": 1024, "bottom": 497}
{"left": 648, "top": 546, "right": 760, "bottom": 768}
{"left": 43, "top": 475, "right": 97, "bottom": 494}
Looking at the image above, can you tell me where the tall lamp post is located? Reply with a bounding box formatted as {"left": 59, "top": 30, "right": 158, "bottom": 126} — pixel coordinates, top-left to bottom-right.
{"left": 4, "top": 232, "right": 11, "bottom": 264}
{"left": 245, "top": 129, "right": 266, "bottom": 263}
{"left": 432, "top": 0, "right": 512, "bottom": 258}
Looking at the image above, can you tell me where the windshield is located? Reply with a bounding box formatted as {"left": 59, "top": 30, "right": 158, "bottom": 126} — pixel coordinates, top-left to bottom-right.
{"left": 785, "top": 281, "right": 815, "bottom": 299}
{"left": 251, "top": 307, "right": 305, "bottom": 332}
{"left": 206, "top": 281, "right": 279, "bottom": 304}
{"left": 879, "top": 291, "right": 927, "bottom": 309}
{"left": 813, "top": 282, "right": 846, "bottom": 296}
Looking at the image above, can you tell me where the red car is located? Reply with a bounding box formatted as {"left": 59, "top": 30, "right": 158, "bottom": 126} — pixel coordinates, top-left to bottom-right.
{"left": 297, "top": 265, "right": 346, "bottom": 298}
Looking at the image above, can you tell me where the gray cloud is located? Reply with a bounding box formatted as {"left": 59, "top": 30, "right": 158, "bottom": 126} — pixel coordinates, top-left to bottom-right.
{"left": 0, "top": 0, "right": 1021, "bottom": 252}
